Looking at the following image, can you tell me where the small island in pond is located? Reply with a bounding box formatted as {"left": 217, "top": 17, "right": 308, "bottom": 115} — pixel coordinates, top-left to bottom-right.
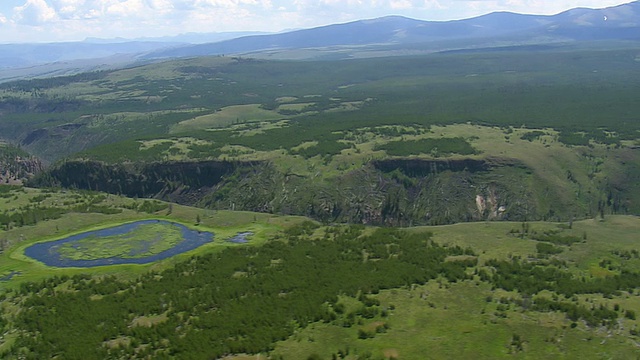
{"left": 24, "top": 220, "right": 215, "bottom": 268}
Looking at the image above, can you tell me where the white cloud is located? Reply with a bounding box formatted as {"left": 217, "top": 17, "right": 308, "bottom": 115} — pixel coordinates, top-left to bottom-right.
{"left": 106, "top": 0, "right": 145, "bottom": 17}
{"left": 13, "top": 0, "right": 58, "bottom": 24}
{"left": 147, "top": 0, "right": 174, "bottom": 12}
{"left": 194, "top": 0, "right": 261, "bottom": 7}
{"left": 55, "top": 0, "right": 86, "bottom": 7}
{"left": 390, "top": 0, "right": 412, "bottom": 9}
{"left": 422, "top": 0, "right": 445, "bottom": 10}
{"left": 0, "top": 13, "right": 7, "bottom": 24}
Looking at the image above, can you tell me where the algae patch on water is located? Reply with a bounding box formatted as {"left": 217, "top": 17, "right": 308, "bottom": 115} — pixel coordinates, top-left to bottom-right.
{"left": 55, "top": 222, "right": 183, "bottom": 260}
{"left": 24, "top": 220, "right": 215, "bottom": 267}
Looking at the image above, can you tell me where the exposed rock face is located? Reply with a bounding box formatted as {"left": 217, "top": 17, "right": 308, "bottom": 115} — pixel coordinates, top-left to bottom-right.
{"left": 29, "top": 159, "right": 258, "bottom": 200}
{"left": 0, "top": 150, "right": 44, "bottom": 185}
{"left": 32, "top": 154, "right": 638, "bottom": 225}
{"left": 32, "top": 157, "right": 540, "bottom": 225}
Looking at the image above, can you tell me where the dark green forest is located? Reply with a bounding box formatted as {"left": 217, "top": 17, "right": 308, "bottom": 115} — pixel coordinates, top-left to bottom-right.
{"left": 1, "top": 49, "right": 639, "bottom": 162}
{"left": 5, "top": 225, "right": 477, "bottom": 358}
{"left": 3, "top": 222, "right": 640, "bottom": 359}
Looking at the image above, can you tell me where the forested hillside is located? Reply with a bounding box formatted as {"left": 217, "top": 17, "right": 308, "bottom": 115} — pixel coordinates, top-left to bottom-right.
{"left": 0, "top": 46, "right": 636, "bottom": 224}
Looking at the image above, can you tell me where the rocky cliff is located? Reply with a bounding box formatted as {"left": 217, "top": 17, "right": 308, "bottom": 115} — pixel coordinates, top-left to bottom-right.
{"left": 0, "top": 144, "right": 44, "bottom": 185}
{"left": 31, "top": 155, "right": 619, "bottom": 226}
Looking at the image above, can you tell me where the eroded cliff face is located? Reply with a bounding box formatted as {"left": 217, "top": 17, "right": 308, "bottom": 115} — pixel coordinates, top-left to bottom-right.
{"left": 198, "top": 154, "right": 636, "bottom": 225}
{"left": 30, "top": 157, "right": 545, "bottom": 225}
{"left": 0, "top": 150, "right": 44, "bottom": 185}
{"left": 32, "top": 154, "right": 636, "bottom": 225}
{"left": 29, "top": 159, "right": 255, "bottom": 200}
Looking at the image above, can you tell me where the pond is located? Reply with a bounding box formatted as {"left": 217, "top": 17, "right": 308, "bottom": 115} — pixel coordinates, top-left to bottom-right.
{"left": 24, "top": 220, "right": 214, "bottom": 268}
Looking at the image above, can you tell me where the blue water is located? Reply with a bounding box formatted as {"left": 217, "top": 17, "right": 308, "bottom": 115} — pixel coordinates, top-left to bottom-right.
{"left": 24, "top": 220, "right": 214, "bottom": 268}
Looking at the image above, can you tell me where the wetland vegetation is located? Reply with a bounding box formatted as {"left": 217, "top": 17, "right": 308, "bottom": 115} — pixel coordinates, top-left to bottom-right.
{"left": 24, "top": 220, "right": 214, "bottom": 267}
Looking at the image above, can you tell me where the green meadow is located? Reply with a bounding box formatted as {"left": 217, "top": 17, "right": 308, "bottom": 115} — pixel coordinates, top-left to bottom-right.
{"left": 266, "top": 215, "right": 640, "bottom": 360}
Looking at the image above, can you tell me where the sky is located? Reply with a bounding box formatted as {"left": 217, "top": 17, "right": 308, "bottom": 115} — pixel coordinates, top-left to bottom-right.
{"left": 0, "top": 0, "right": 633, "bottom": 43}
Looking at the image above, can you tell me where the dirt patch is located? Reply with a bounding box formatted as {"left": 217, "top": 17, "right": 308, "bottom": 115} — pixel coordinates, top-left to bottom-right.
{"left": 219, "top": 355, "right": 265, "bottom": 360}
{"left": 383, "top": 348, "right": 400, "bottom": 359}
{"left": 130, "top": 312, "right": 168, "bottom": 328}
{"left": 104, "top": 336, "right": 131, "bottom": 349}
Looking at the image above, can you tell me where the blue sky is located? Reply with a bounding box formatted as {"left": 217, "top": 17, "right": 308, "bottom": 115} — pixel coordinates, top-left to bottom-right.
{"left": 0, "top": 1, "right": 633, "bottom": 43}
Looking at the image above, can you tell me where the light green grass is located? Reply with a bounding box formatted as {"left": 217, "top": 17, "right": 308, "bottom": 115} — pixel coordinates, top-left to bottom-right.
{"left": 272, "top": 279, "right": 640, "bottom": 360}
{"left": 423, "top": 221, "right": 539, "bottom": 264}
{"left": 170, "top": 104, "right": 284, "bottom": 133}
{"left": 277, "top": 102, "right": 315, "bottom": 112}
{"left": 271, "top": 216, "right": 640, "bottom": 359}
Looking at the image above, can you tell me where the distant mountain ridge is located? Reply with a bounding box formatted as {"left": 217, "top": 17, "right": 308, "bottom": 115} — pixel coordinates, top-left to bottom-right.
{"left": 83, "top": 31, "right": 272, "bottom": 45}
{"left": 1, "top": 1, "right": 639, "bottom": 81}
{"left": 145, "top": 1, "right": 640, "bottom": 59}
{"left": 0, "top": 42, "right": 178, "bottom": 69}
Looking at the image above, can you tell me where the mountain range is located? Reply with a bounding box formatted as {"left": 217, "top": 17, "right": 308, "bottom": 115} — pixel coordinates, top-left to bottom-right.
{"left": 145, "top": 1, "right": 640, "bottom": 59}
{"left": 1, "top": 1, "right": 639, "bottom": 81}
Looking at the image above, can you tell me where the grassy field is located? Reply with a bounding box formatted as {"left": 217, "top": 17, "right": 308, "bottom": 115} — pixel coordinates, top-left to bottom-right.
{"left": 0, "top": 187, "right": 295, "bottom": 289}
{"left": 169, "top": 104, "right": 285, "bottom": 133}
{"left": 268, "top": 215, "right": 640, "bottom": 360}
{"left": 79, "top": 121, "right": 627, "bottom": 188}
{"left": 271, "top": 279, "right": 640, "bottom": 359}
